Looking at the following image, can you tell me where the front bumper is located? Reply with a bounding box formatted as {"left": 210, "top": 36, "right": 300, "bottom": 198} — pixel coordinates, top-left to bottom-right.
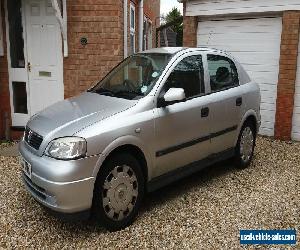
{"left": 19, "top": 140, "right": 98, "bottom": 213}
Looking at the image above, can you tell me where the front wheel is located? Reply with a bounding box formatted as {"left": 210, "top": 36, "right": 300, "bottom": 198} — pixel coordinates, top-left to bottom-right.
{"left": 234, "top": 122, "right": 256, "bottom": 169}
{"left": 92, "top": 153, "right": 144, "bottom": 231}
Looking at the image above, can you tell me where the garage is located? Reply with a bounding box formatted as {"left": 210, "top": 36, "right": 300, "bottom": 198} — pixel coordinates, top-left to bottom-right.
{"left": 197, "top": 17, "right": 282, "bottom": 136}
{"left": 183, "top": 0, "right": 300, "bottom": 141}
{"left": 292, "top": 39, "right": 300, "bottom": 141}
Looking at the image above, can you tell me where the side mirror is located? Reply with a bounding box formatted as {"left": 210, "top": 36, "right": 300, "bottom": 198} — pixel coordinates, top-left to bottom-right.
{"left": 164, "top": 88, "right": 186, "bottom": 102}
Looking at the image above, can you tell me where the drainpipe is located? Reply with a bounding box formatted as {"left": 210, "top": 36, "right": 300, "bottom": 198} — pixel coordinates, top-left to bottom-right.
{"left": 138, "top": 0, "right": 144, "bottom": 52}
{"left": 62, "top": 0, "right": 68, "bottom": 57}
{"left": 124, "top": 0, "right": 128, "bottom": 58}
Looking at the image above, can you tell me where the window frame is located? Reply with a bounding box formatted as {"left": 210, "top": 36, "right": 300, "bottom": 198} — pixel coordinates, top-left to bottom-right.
{"left": 143, "top": 16, "right": 153, "bottom": 51}
{"left": 157, "top": 53, "right": 206, "bottom": 105}
{"left": 206, "top": 53, "right": 240, "bottom": 94}
{"left": 143, "top": 15, "right": 147, "bottom": 51}
{"left": 129, "top": 2, "right": 136, "bottom": 55}
{"left": 147, "top": 19, "right": 153, "bottom": 50}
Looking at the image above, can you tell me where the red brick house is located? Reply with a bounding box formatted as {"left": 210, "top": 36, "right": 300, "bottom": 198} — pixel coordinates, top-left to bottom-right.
{"left": 181, "top": 0, "right": 300, "bottom": 141}
{"left": 0, "top": 0, "right": 160, "bottom": 139}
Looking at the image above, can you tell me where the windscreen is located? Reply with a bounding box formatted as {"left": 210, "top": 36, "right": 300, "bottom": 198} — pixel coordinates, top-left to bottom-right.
{"left": 89, "top": 53, "right": 172, "bottom": 100}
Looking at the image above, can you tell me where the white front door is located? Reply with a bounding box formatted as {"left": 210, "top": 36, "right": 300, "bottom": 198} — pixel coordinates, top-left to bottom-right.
{"left": 25, "top": 0, "right": 64, "bottom": 116}
{"left": 6, "top": 0, "right": 64, "bottom": 127}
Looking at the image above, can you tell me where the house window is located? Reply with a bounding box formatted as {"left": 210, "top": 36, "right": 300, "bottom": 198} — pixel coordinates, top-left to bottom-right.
{"left": 7, "top": 0, "right": 25, "bottom": 68}
{"left": 130, "top": 3, "right": 135, "bottom": 55}
{"left": 0, "top": 1, "right": 4, "bottom": 56}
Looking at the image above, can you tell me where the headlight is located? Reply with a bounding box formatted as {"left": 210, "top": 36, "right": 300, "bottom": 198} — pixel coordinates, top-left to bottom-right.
{"left": 45, "top": 137, "right": 87, "bottom": 160}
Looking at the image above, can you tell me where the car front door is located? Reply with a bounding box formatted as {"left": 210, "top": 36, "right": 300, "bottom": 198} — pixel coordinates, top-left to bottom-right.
{"left": 205, "top": 53, "right": 243, "bottom": 155}
{"left": 153, "top": 53, "right": 212, "bottom": 178}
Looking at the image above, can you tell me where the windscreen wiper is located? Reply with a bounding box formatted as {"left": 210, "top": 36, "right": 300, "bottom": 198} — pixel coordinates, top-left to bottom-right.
{"left": 114, "top": 90, "right": 142, "bottom": 97}
{"left": 90, "top": 87, "right": 115, "bottom": 97}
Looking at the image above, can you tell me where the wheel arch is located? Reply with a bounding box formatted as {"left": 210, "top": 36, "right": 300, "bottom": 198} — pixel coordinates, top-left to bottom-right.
{"left": 92, "top": 136, "right": 152, "bottom": 182}
{"left": 243, "top": 115, "right": 258, "bottom": 135}
{"left": 235, "top": 110, "right": 260, "bottom": 145}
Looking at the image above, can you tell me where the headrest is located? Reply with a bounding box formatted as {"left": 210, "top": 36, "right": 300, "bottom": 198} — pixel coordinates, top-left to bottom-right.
{"left": 216, "top": 67, "right": 230, "bottom": 82}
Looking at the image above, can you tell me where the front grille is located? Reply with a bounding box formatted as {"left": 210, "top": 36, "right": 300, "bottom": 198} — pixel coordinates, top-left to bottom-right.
{"left": 24, "top": 127, "right": 43, "bottom": 150}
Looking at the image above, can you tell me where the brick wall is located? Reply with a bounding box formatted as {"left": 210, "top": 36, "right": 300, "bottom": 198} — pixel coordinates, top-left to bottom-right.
{"left": 144, "top": 0, "right": 160, "bottom": 21}
{"left": 64, "top": 0, "right": 160, "bottom": 99}
{"left": 275, "top": 11, "right": 300, "bottom": 140}
{"left": 0, "top": 2, "right": 11, "bottom": 139}
{"left": 63, "top": 0, "right": 124, "bottom": 98}
{"left": 182, "top": 2, "right": 197, "bottom": 47}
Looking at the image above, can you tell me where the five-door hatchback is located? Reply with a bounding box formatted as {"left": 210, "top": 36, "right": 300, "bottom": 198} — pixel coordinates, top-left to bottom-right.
{"left": 19, "top": 47, "right": 261, "bottom": 231}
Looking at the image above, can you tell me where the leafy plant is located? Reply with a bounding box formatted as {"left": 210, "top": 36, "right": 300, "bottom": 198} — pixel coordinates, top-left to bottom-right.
{"left": 162, "top": 7, "right": 183, "bottom": 46}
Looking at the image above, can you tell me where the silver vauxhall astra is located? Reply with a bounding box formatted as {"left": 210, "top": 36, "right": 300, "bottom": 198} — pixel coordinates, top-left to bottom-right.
{"left": 19, "top": 47, "right": 261, "bottom": 231}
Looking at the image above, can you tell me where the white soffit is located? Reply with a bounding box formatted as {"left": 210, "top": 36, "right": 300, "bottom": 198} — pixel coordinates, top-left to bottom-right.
{"left": 186, "top": 0, "right": 300, "bottom": 16}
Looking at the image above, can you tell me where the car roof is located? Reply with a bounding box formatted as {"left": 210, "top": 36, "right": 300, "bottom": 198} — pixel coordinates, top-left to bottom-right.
{"left": 140, "top": 47, "right": 187, "bottom": 54}
{"left": 140, "top": 47, "right": 222, "bottom": 55}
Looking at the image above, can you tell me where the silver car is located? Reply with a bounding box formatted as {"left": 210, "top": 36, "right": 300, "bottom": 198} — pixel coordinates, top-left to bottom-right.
{"left": 19, "top": 47, "right": 260, "bottom": 231}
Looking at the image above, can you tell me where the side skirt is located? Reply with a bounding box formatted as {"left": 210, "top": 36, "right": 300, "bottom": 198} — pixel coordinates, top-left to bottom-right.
{"left": 147, "top": 148, "right": 235, "bottom": 192}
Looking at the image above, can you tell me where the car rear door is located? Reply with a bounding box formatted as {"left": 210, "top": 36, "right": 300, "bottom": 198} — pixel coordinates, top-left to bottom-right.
{"left": 205, "top": 53, "right": 243, "bottom": 154}
{"left": 153, "top": 53, "right": 212, "bottom": 178}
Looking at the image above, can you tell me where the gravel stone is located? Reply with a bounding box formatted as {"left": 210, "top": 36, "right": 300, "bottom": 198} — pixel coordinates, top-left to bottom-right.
{"left": 0, "top": 137, "right": 299, "bottom": 249}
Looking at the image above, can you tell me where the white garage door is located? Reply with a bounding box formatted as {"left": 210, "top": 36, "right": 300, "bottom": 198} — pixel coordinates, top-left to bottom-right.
{"left": 292, "top": 35, "right": 300, "bottom": 141}
{"left": 198, "top": 17, "right": 282, "bottom": 136}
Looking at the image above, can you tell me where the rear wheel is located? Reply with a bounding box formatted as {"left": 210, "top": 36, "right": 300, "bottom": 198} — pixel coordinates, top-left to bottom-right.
{"left": 92, "top": 153, "right": 144, "bottom": 231}
{"left": 235, "top": 121, "right": 256, "bottom": 169}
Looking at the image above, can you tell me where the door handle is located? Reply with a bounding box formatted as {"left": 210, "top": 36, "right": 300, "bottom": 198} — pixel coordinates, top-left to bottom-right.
{"left": 236, "top": 97, "right": 242, "bottom": 106}
{"left": 201, "top": 107, "right": 209, "bottom": 117}
{"left": 27, "top": 62, "right": 31, "bottom": 72}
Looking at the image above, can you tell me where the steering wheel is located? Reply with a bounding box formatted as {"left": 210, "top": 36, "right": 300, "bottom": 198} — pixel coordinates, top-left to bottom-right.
{"left": 123, "top": 79, "right": 136, "bottom": 92}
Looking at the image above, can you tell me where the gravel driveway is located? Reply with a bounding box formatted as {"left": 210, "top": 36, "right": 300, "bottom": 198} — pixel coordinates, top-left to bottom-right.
{"left": 0, "top": 137, "right": 299, "bottom": 249}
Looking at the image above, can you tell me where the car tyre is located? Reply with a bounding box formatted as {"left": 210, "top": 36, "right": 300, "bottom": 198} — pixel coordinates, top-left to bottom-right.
{"left": 234, "top": 121, "right": 256, "bottom": 169}
{"left": 92, "top": 153, "right": 144, "bottom": 231}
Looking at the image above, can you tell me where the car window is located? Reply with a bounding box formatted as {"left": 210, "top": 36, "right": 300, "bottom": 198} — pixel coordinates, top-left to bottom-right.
{"left": 89, "top": 53, "right": 172, "bottom": 100}
{"left": 207, "top": 54, "right": 239, "bottom": 92}
{"left": 163, "top": 55, "right": 204, "bottom": 99}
